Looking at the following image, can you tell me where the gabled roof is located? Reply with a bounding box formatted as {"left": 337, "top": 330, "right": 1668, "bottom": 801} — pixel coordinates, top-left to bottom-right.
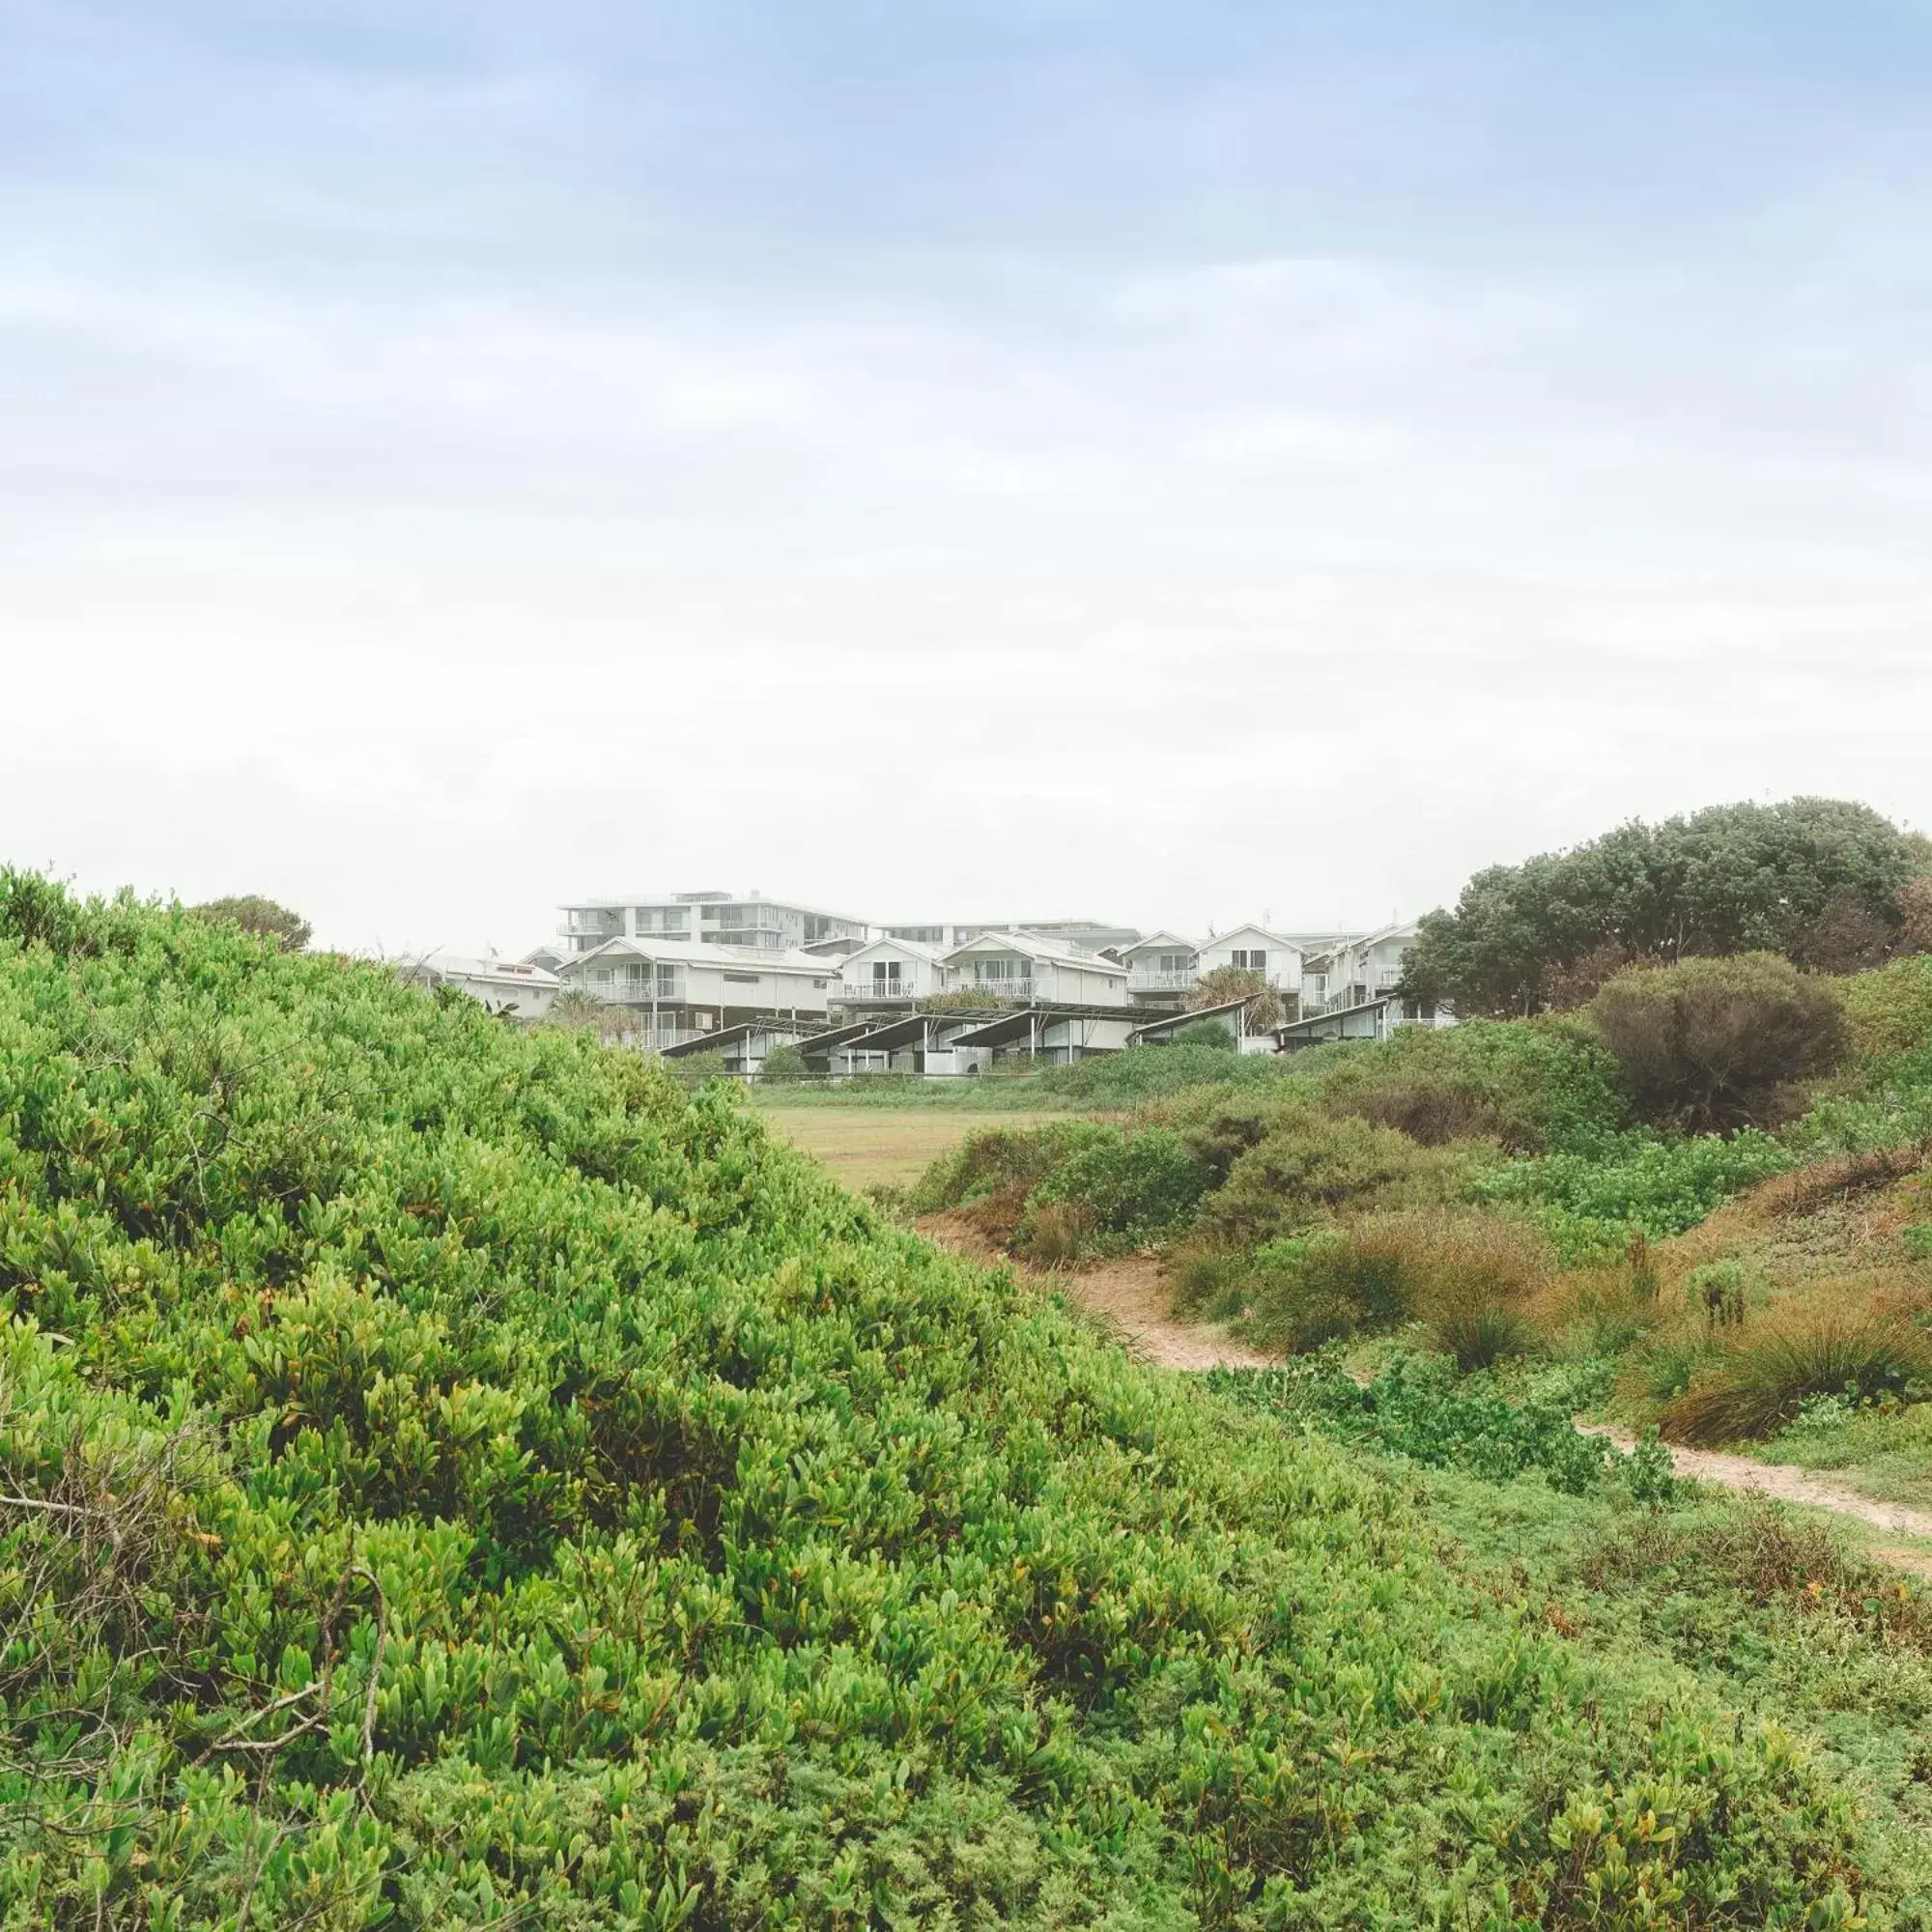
{"left": 1198, "top": 923, "right": 1305, "bottom": 953}
{"left": 1119, "top": 930, "right": 1200, "bottom": 959}
{"left": 836, "top": 936, "right": 949, "bottom": 971}
{"left": 561, "top": 936, "right": 832, "bottom": 977}
{"left": 942, "top": 930, "right": 1128, "bottom": 976}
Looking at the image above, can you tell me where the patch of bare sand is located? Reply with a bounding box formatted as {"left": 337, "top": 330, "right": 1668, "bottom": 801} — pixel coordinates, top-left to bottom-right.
{"left": 918, "top": 1212, "right": 1270, "bottom": 1371}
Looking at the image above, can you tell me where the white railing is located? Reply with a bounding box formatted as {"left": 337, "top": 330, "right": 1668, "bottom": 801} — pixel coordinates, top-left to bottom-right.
{"left": 970, "top": 977, "right": 1034, "bottom": 1000}
{"left": 591, "top": 980, "right": 684, "bottom": 1006}
{"left": 1127, "top": 969, "right": 1198, "bottom": 993}
{"left": 841, "top": 978, "right": 919, "bottom": 1001}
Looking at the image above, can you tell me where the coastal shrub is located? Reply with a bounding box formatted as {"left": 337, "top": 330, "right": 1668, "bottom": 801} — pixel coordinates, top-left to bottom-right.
{"left": 1032, "top": 1040, "right": 1314, "bottom": 1106}
{"left": 1169, "top": 1016, "right": 1236, "bottom": 1050}
{"left": 1018, "top": 1124, "right": 1208, "bottom": 1251}
{"left": 1189, "top": 1211, "right": 1550, "bottom": 1360}
{"left": 1588, "top": 953, "right": 1849, "bottom": 1131}
{"left": 906, "top": 1118, "right": 1115, "bottom": 1211}
{"left": 1840, "top": 952, "right": 1932, "bottom": 1062}
{"left": 0, "top": 875, "right": 1904, "bottom": 1926}
{"left": 758, "top": 1041, "right": 809, "bottom": 1083}
{"left": 1318, "top": 1017, "right": 1628, "bottom": 1153}
{"left": 1193, "top": 1114, "right": 1495, "bottom": 1247}
{"left": 1661, "top": 1308, "right": 1932, "bottom": 1445}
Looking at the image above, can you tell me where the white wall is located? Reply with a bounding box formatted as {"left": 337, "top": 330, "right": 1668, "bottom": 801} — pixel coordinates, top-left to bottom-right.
{"left": 1195, "top": 931, "right": 1302, "bottom": 994}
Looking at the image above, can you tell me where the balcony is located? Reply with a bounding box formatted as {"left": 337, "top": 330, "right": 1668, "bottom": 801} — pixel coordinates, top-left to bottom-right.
{"left": 843, "top": 979, "right": 920, "bottom": 1002}
{"left": 969, "top": 976, "right": 1034, "bottom": 1002}
{"left": 1127, "top": 968, "right": 1199, "bottom": 993}
{"left": 590, "top": 978, "right": 683, "bottom": 1006}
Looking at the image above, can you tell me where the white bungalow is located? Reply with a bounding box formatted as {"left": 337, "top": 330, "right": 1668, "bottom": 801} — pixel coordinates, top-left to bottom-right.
{"left": 402, "top": 953, "right": 560, "bottom": 1021}
{"left": 1194, "top": 925, "right": 1304, "bottom": 1002}
{"left": 941, "top": 930, "right": 1129, "bottom": 1008}
{"left": 557, "top": 936, "right": 835, "bottom": 1048}
{"left": 832, "top": 936, "right": 952, "bottom": 1011}
{"left": 1119, "top": 932, "right": 1201, "bottom": 1008}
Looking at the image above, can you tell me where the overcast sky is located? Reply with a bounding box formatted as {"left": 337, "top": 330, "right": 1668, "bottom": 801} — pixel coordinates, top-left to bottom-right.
{"left": 5, "top": 2, "right": 1931, "bottom": 952}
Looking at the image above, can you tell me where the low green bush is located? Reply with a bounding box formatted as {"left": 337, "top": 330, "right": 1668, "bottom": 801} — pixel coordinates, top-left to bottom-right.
{"left": 1169, "top": 1017, "right": 1236, "bottom": 1050}
{"left": 906, "top": 1118, "right": 1116, "bottom": 1211}
{"left": 758, "top": 1041, "right": 810, "bottom": 1083}
{"left": 1194, "top": 1113, "right": 1496, "bottom": 1248}
{"left": 1840, "top": 952, "right": 1932, "bottom": 1062}
{"left": 1208, "top": 1354, "right": 1650, "bottom": 1496}
{"left": 1588, "top": 952, "right": 1850, "bottom": 1131}
{"left": 1317, "top": 1017, "right": 1629, "bottom": 1153}
{"left": 1018, "top": 1124, "right": 1209, "bottom": 1252}
{"left": 1469, "top": 1127, "right": 1796, "bottom": 1261}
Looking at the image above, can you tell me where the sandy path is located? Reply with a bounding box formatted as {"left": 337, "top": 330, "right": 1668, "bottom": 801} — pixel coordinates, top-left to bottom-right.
{"left": 919, "top": 1213, "right": 1932, "bottom": 1565}
{"left": 1581, "top": 1423, "right": 1932, "bottom": 1548}
{"left": 918, "top": 1213, "right": 1270, "bottom": 1371}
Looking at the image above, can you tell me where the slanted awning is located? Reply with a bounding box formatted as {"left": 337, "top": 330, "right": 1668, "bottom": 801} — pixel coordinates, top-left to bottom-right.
{"left": 1127, "top": 997, "right": 1250, "bottom": 1045}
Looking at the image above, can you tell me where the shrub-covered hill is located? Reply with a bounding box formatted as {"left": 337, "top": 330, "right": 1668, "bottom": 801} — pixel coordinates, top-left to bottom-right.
{"left": 0, "top": 880, "right": 1895, "bottom": 1928}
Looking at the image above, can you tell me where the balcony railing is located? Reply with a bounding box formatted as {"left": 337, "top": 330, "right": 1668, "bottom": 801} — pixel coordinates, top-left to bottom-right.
{"left": 969, "top": 977, "right": 1034, "bottom": 1000}
{"left": 1127, "top": 968, "right": 1198, "bottom": 992}
{"left": 589, "top": 979, "right": 684, "bottom": 1006}
{"left": 842, "top": 980, "right": 920, "bottom": 1001}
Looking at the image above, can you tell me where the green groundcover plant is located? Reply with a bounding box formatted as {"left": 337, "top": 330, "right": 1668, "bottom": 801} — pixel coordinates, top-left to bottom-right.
{"left": 0, "top": 875, "right": 1903, "bottom": 1927}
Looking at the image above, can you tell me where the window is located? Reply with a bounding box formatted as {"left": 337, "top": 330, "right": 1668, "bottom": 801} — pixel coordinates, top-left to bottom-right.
{"left": 723, "top": 971, "right": 759, "bottom": 984}
{"left": 812, "top": 979, "right": 827, "bottom": 989}
{"left": 871, "top": 960, "right": 904, "bottom": 987}
{"left": 1157, "top": 952, "right": 1190, "bottom": 974}
{"left": 976, "top": 957, "right": 1019, "bottom": 981}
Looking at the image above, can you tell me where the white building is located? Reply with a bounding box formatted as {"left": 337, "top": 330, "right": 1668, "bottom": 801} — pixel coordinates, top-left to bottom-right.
{"left": 832, "top": 936, "right": 952, "bottom": 1010}
{"left": 1119, "top": 932, "right": 1201, "bottom": 1006}
{"left": 401, "top": 953, "right": 560, "bottom": 1021}
{"left": 942, "top": 930, "right": 1129, "bottom": 1007}
{"left": 557, "top": 936, "right": 835, "bottom": 1047}
{"left": 1299, "top": 923, "right": 1419, "bottom": 1013}
{"left": 1195, "top": 925, "right": 1304, "bottom": 1001}
{"left": 1119, "top": 925, "right": 1305, "bottom": 1011}
{"left": 557, "top": 891, "right": 867, "bottom": 958}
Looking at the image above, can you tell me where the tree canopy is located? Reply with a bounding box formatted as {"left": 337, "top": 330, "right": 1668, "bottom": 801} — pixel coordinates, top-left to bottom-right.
{"left": 186, "top": 894, "right": 311, "bottom": 951}
{"left": 1400, "top": 798, "right": 1925, "bottom": 1017}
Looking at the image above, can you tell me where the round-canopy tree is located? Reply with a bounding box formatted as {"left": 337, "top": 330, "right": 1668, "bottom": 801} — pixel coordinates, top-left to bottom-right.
{"left": 187, "top": 895, "right": 311, "bottom": 951}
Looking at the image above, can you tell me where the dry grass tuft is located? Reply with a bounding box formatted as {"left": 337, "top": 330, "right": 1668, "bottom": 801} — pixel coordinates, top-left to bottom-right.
{"left": 1659, "top": 1302, "right": 1932, "bottom": 1446}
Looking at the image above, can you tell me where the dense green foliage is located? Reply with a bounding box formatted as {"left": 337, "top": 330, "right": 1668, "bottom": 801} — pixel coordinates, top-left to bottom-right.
{"left": 0, "top": 876, "right": 1915, "bottom": 1925}
{"left": 1402, "top": 797, "right": 1923, "bottom": 1017}
{"left": 1313, "top": 1018, "right": 1627, "bottom": 1154}
{"left": 1207, "top": 1356, "right": 1663, "bottom": 1498}
{"left": 1469, "top": 1131, "right": 1799, "bottom": 1263}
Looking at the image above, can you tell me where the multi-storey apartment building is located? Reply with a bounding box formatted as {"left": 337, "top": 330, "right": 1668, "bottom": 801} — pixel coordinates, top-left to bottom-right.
{"left": 556, "top": 891, "right": 867, "bottom": 958}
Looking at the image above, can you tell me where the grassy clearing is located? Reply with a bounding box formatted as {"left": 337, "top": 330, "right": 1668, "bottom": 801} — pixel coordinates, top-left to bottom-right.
{"left": 757, "top": 1103, "right": 1073, "bottom": 1189}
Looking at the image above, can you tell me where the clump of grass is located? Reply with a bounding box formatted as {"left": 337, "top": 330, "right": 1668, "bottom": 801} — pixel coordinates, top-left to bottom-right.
{"left": 1018, "top": 1198, "right": 1092, "bottom": 1267}
{"left": 1660, "top": 1307, "right": 1932, "bottom": 1445}
{"left": 1185, "top": 1210, "right": 1552, "bottom": 1363}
